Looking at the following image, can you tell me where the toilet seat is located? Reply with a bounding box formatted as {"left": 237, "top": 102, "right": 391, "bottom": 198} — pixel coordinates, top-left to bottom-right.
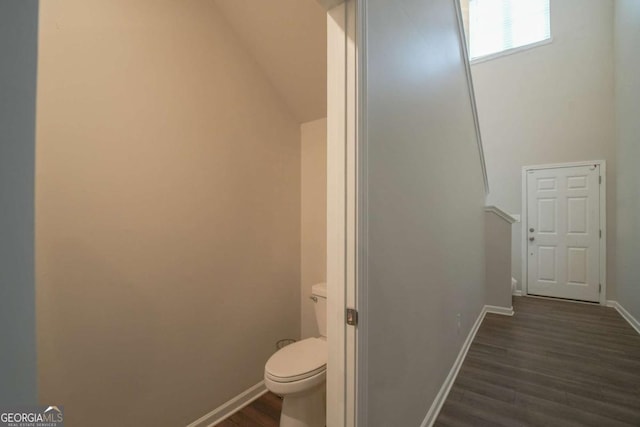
{"left": 264, "top": 368, "right": 326, "bottom": 396}
{"left": 265, "top": 337, "right": 327, "bottom": 383}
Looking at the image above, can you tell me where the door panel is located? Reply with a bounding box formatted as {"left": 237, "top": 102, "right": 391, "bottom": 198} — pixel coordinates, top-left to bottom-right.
{"left": 567, "top": 247, "right": 588, "bottom": 284}
{"left": 537, "top": 246, "right": 557, "bottom": 282}
{"left": 567, "top": 197, "right": 588, "bottom": 233}
{"left": 526, "top": 165, "right": 600, "bottom": 302}
{"left": 538, "top": 199, "right": 557, "bottom": 233}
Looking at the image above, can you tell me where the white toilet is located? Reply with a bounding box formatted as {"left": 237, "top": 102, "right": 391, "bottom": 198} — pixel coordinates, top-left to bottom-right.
{"left": 264, "top": 282, "right": 327, "bottom": 427}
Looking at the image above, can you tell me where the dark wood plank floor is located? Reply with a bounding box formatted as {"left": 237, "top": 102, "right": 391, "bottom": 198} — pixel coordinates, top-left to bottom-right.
{"left": 436, "top": 296, "right": 640, "bottom": 427}
{"left": 216, "top": 392, "right": 282, "bottom": 427}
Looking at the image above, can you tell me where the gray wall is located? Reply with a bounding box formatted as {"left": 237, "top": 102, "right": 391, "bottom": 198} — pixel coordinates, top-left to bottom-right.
{"left": 0, "top": 0, "right": 38, "bottom": 405}
{"left": 614, "top": 0, "right": 640, "bottom": 319}
{"left": 363, "top": 0, "right": 486, "bottom": 424}
{"left": 485, "top": 211, "right": 514, "bottom": 309}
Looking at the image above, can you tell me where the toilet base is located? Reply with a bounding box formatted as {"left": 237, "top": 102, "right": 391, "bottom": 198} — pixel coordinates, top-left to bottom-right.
{"left": 279, "top": 383, "right": 325, "bottom": 427}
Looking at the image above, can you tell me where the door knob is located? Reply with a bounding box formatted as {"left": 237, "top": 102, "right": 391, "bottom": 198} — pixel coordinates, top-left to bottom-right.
{"left": 529, "top": 237, "right": 535, "bottom": 242}
{"left": 529, "top": 228, "right": 535, "bottom": 232}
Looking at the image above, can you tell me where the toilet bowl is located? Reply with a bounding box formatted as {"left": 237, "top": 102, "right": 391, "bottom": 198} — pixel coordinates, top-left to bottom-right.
{"left": 265, "top": 337, "right": 326, "bottom": 427}
{"left": 264, "top": 283, "right": 327, "bottom": 427}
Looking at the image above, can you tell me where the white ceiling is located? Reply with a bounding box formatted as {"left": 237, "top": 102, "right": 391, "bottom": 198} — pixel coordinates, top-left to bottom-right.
{"left": 214, "top": 0, "right": 327, "bottom": 123}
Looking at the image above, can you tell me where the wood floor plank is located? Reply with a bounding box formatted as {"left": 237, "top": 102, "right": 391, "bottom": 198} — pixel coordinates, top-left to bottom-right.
{"left": 251, "top": 397, "right": 282, "bottom": 422}
{"left": 242, "top": 405, "right": 279, "bottom": 427}
{"left": 215, "top": 393, "right": 282, "bottom": 427}
{"left": 215, "top": 419, "right": 237, "bottom": 427}
{"left": 436, "top": 399, "right": 515, "bottom": 427}
{"left": 227, "top": 410, "right": 259, "bottom": 427}
{"left": 437, "top": 296, "right": 640, "bottom": 426}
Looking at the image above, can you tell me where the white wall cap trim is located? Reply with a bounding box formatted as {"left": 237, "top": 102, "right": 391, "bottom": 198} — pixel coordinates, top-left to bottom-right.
{"left": 485, "top": 206, "right": 517, "bottom": 224}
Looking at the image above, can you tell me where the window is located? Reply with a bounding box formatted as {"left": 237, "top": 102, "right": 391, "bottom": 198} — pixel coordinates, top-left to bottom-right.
{"left": 463, "top": 0, "right": 551, "bottom": 61}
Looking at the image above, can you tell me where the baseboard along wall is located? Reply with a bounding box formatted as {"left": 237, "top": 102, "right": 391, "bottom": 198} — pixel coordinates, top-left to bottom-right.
{"left": 186, "top": 381, "right": 268, "bottom": 427}
{"left": 607, "top": 300, "right": 640, "bottom": 335}
{"left": 420, "top": 304, "right": 513, "bottom": 427}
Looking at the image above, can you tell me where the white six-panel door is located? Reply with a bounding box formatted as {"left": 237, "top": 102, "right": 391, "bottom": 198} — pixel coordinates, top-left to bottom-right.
{"left": 526, "top": 164, "right": 601, "bottom": 302}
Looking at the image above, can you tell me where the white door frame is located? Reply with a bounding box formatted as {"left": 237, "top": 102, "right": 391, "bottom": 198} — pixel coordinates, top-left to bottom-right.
{"left": 325, "top": 1, "right": 358, "bottom": 426}
{"left": 521, "top": 160, "right": 607, "bottom": 305}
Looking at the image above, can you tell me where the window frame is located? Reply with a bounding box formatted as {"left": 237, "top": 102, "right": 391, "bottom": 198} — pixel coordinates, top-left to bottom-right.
{"left": 470, "top": 37, "right": 552, "bottom": 65}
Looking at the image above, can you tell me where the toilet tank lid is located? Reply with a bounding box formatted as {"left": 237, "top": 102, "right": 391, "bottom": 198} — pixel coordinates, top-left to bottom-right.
{"left": 311, "top": 282, "right": 326, "bottom": 298}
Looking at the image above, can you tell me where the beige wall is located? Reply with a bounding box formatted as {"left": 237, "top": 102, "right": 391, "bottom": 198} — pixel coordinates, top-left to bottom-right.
{"left": 614, "top": 0, "right": 640, "bottom": 318}
{"left": 301, "top": 118, "right": 327, "bottom": 338}
{"left": 36, "top": 1, "right": 301, "bottom": 426}
{"left": 213, "top": 0, "right": 327, "bottom": 123}
{"left": 471, "top": 0, "right": 616, "bottom": 295}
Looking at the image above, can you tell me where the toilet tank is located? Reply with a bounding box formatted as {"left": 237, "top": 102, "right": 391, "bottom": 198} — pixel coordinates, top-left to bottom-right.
{"left": 311, "top": 283, "right": 327, "bottom": 337}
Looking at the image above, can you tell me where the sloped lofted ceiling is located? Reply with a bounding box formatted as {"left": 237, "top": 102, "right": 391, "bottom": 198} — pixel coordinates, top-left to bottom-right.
{"left": 214, "top": 0, "right": 327, "bottom": 123}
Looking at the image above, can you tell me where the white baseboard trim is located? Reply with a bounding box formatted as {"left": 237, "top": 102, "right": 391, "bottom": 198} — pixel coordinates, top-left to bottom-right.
{"left": 420, "top": 305, "right": 493, "bottom": 427}
{"left": 186, "top": 381, "right": 268, "bottom": 427}
{"left": 512, "top": 290, "right": 523, "bottom": 297}
{"left": 485, "top": 305, "right": 515, "bottom": 316}
{"left": 607, "top": 300, "right": 640, "bottom": 335}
